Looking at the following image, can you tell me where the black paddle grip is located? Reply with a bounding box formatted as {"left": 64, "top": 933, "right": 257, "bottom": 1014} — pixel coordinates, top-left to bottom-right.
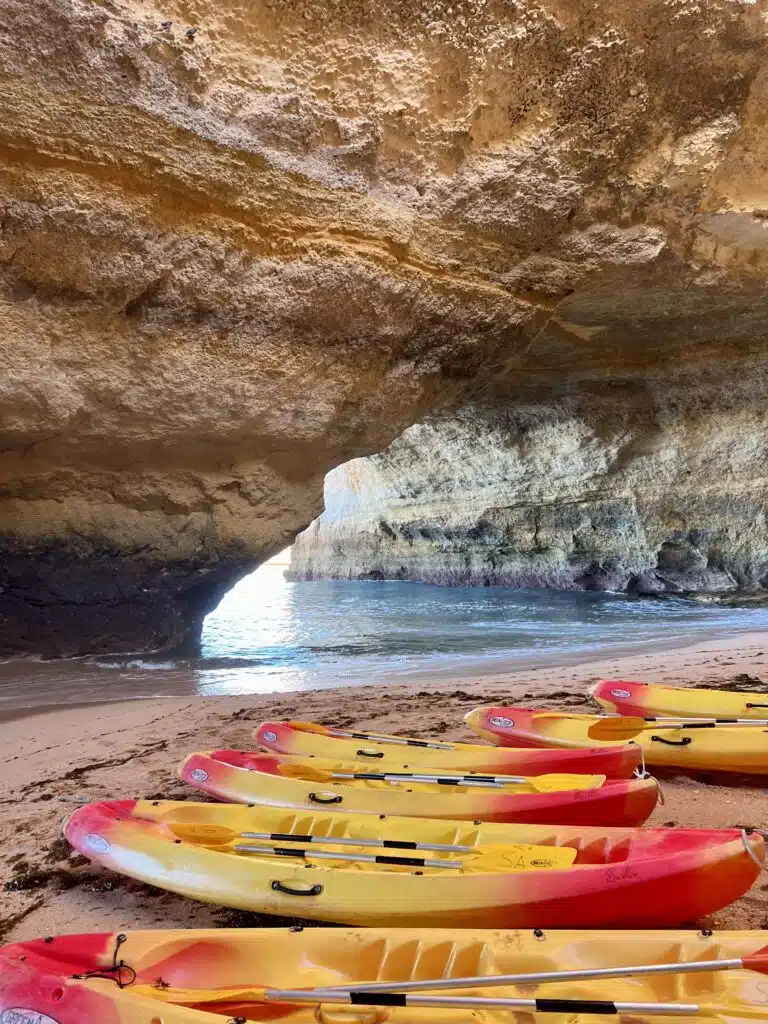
{"left": 536, "top": 999, "right": 618, "bottom": 1014}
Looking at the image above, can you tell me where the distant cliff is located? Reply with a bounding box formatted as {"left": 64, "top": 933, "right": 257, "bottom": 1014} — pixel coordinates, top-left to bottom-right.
{"left": 288, "top": 390, "right": 768, "bottom": 597}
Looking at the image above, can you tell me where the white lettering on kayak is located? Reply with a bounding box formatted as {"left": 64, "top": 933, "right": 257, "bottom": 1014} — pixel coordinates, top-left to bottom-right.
{"left": 1, "top": 1010, "right": 61, "bottom": 1024}
{"left": 83, "top": 833, "right": 110, "bottom": 855}
{"left": 489, "top": 716, "right": 514, "bottom": 728}
{"left": 190, "top": 768, "right": 209, "bottom": 782}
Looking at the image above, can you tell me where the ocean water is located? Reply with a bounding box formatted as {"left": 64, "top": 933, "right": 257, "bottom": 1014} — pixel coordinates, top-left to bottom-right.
{"left": 2, "top": 559, "right": 767, "bottom": 709}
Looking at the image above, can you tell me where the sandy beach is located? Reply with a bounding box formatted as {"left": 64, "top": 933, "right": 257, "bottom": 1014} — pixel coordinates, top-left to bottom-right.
{"left": 3, "top": 630, "right": 768, "bottom": 944}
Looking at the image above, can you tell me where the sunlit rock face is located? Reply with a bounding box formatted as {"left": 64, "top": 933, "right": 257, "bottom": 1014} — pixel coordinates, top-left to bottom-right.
{"left": 289, "top": 375, "right": 768, "bottom": 596}
{"left": 2, "top": 0, "right": 768, "bottom": 653}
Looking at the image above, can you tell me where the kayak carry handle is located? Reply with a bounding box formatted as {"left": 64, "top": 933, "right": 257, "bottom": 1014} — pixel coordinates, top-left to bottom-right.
{"left": 357, "top": 749, "right": 385, "bottom": 758}
{"left": 651, "top": 736, "right": 693, "bottom": 746}
{"left": 746, "top": 703, "right": 768, "bottom": 709}
{"left": 309, "top": 791, "right": 343, "bottom": 804}
{"left": 272, "top": 880, "right": 323, "bottom": 896}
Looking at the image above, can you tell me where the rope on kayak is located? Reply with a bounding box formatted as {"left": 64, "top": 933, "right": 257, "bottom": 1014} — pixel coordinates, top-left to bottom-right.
{"left": 632, "top": 744, "right": 649, "bottom": 779}
{"left": 648, "top": 774, "right": 665, "bottom": 806}
{"left": 742, "top": 830, "right": 768, "bottom": 871}
{"left": 71, "top": 933, "right": 136, "bottom": 988}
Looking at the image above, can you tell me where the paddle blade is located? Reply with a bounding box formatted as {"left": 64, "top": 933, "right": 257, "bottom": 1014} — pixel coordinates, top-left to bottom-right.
{"left": 529, "top": 773, "right": 606, "bottom": 792}
{"left": 129, "top": 983, "right": 271, "bottom": 1005}
{"left": 743, "top": 945, "right": 768, "bottom": 974}
{"left": 485, "top": 844, "right": 577, "bottom": 871}
{"left": 277, "top": 761, "right": 333, "bottom": 783}
{"left": 587, "top": 716, "right": 648, "bottom": 740}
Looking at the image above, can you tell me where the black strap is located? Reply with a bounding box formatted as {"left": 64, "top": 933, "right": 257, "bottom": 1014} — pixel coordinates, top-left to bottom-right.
{"left": 651, "top": 735, "right": 693, "bottom": 746}
{"left": 747, "top": 703, "right": 768, "bottom": 709}
{"left": 356, "top": 749, "right": 385, "bottom": 758}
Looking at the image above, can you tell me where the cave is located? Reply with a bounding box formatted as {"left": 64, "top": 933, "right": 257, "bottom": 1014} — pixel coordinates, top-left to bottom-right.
{"left": 2, "top": 0, "right": 768, "bottom": 657}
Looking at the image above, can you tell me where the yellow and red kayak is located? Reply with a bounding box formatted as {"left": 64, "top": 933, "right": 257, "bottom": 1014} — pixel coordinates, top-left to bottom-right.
{"left": 254, "top": 719, "right": 642, "bottom": 776}
{"left": 466, "top": 705, "right": 768, "bottom": 773}
{"left": 591, "top": 678, "right": 768, "bottom": 720}
{"left": 5, "top": 926, "right": 768, "bottom": 1022}
{"left": 63, "top": 799, "right": 764, "bottom": 928}
{"left": 180, "top": 750, "right": 659, "bottom": 825}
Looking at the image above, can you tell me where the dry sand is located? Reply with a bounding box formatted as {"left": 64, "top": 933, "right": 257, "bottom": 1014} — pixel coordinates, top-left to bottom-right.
{"left": 2, "top": 630, "right": 768, "bottom": 942}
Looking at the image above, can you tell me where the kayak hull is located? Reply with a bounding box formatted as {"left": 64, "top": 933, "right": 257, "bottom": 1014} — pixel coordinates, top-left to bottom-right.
{"left": 179, "top": 750, "right": 659, "bottom": 826}
{"left": 63, "top": 799, "right": 764, "bottom": 928}
{"left": 591, "top": 678, "right": 768, "bottom": 720}
{"left": 466, "top": 705, "right": 768, "bottom": 773}
{"left": 254, "top": 719, "right": 642, "bottom": 777}
{"left": 5, "top": 926, "right": 768, "bottom": 1023}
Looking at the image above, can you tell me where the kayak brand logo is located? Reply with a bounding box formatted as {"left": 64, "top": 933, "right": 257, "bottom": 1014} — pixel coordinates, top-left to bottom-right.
{"left": 1, "top": 1010, "right": 61, "bottom": 1024}
{"left": 261, "top": 731, "right": 277, "bottom": 743}
{"left": 610, "top": 689, "right": 632, "bottom": 699}
{"left": 190, "top": 768, "right": 209, "bottom": 782}
{"left": 83, "top": 833, "right": 110, "bottom": 855}
{"left": 489, "top": 716, "right": 514, "bottom": 728}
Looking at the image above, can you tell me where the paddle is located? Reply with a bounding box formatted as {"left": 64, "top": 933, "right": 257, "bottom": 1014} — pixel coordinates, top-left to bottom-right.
{"left": 167, "top": 822, "right": 578, "bottom": 870}
{"left": 285, "top": 721, "right": 454, "bottom": 751}
{"left": 264, "top": 990, "right": 768, "bottom": 1016}
{"left": 168, "top": 821, "right": 474, "bottom": 853}
{"left": 589, "top": 715, "right": 768, "bottom": 741}
{"left": 119, "top": 943, "right": 768, "bottom": 1011}
{"left": 276, "top": 762, "right": 605, "bottom": 793}
{"left": 228, "top": 843, "right": 462, "bottom": 868}
{"left": 308, "top": 944, "right": 768, "bottom": 994}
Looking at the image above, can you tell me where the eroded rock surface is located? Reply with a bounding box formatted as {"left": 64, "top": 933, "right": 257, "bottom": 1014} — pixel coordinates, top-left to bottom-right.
{"left": 289, "top": 381, "right": 768, "bottom": 595}
{"left": 2, "top": 0, "right": 768, "bottom": 653}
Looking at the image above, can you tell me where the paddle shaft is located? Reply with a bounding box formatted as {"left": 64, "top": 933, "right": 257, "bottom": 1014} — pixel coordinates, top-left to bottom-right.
{"left": 326, "top": 729, "right": 453, "bottom": 751}
{"left": 233, "top": 844, "right": 460, "bottom": 868}
{"left": 265, "top": 990, "right": 728, "bottom": 1015}
{"left": 644, "top": 717, "right": 768, "bottom": 727}
{"left": 239, "top": 831, "right": 473, "bottom": 853}
{"left": 308, "top": 956, "right": 746, "bottom": 994}
{"left": 327, "top": 770, "right": 521, "bottom": 788}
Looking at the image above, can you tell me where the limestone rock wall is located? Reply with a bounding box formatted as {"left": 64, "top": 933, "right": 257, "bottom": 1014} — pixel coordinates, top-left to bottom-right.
{"left": 3, "top": 0, "right": 768, "bottom": 653}
{"left": 288, "top": 376, "right": 768, "bottom": 595}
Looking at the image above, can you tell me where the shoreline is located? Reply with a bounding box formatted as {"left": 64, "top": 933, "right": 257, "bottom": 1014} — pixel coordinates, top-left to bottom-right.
{"left": 2, "top": 633, "right": 768, "bottom": 943}
{"left": 2, "top": 623, "right": 768, "bottom": 714}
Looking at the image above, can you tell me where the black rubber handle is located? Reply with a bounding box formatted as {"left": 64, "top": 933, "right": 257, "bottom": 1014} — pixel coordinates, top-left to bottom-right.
{"left": 746, "top": 703, "right": 768, "bottom": 709}
{"left": 651, "top": 735, "right": 693, "bottom": 746}
{"left": 308, "top": 791, "right": 343, "bottom": 804}
{"left": 357, "top": 749, "right": 385, "bottom": 758}
{"left": 271, "top": 880, "right": 323, "bottom": 897}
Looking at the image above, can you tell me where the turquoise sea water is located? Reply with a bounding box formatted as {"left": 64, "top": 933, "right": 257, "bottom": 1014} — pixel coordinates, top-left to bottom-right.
{"left": 2, "top": 562, "right": 767, "bottom": 708}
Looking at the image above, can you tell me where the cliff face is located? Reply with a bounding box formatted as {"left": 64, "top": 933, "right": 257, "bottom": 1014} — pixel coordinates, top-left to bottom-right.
{"left": 289, "top": 382, "right": 768, "bottom": 596}
{"left": 3, "top": 0, "right": 768, "bottom": 654}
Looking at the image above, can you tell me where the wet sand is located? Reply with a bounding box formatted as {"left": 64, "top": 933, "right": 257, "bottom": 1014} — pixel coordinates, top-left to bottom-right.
{"left": 2, "top": 631, "right": 768, "bottom": 942}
